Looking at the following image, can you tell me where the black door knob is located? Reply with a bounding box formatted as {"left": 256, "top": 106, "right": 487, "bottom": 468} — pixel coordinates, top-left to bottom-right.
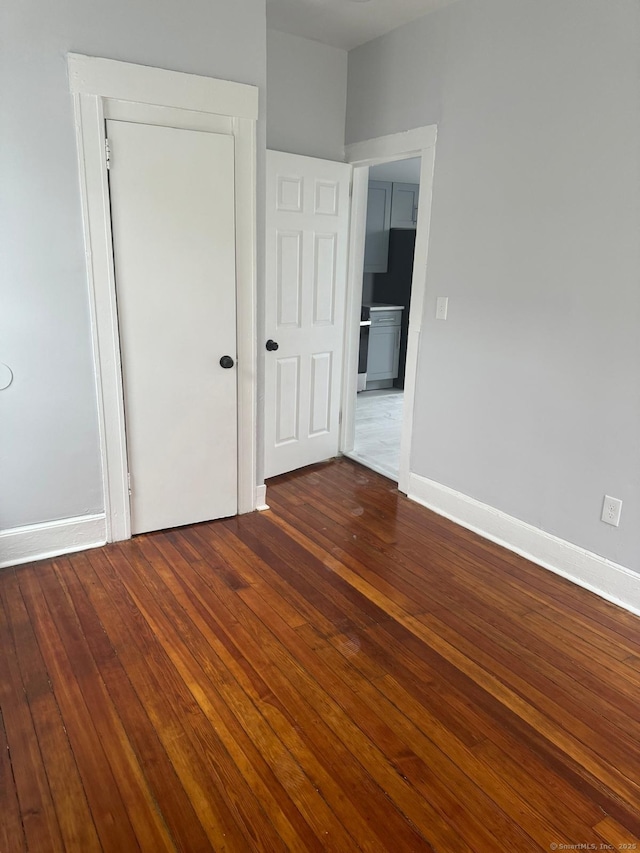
{"left": 266, "top": 339, "right": 279, "bottom": 351}
{"left": 219, "top": 355, "right": 234, "bottom": 369}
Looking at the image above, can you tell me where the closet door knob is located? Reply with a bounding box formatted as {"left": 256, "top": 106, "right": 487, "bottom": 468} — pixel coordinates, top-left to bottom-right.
{"left": 266, "top": 339, "right": 279, "bottom": 352}
{"left": 219, "top": 355, "right": 234, "bottom": 369}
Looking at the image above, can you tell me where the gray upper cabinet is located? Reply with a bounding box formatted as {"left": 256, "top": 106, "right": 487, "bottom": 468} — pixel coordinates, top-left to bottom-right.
{"left": 364, "top": 180, "right": 420, "bottom": 274}
{"left": 390, "top": 182, "right": 419, "bottom": 228}
{"left": 364, "top": 181, "right": 392, "bottom": 273}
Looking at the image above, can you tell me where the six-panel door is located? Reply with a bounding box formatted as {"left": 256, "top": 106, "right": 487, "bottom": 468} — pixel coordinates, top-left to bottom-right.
{"left": 264, "top": 151, "right": 351, "bottom": 479}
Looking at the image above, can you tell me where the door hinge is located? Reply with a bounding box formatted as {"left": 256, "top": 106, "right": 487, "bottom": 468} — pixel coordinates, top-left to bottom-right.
{"left": 127, "top": 472, "right": 132, "bottom": 495}
{"left": 105, "top": 138, "right": 111, "bottom": 170}
{"left": 338, "top": 410, "right": 343, "bottom": 426}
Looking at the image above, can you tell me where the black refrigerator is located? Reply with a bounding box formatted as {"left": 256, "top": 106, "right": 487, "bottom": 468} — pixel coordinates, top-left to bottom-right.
{"left": 371, "top": 228, "right": 416, "bottom": 389}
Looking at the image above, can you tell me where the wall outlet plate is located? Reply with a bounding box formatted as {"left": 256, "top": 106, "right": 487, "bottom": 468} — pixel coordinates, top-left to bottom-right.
{"left": 436, "top": 296, "right": 448, "bottom": 320}
{"left": 601, "top": 495, "right": 622, "bottom": 527}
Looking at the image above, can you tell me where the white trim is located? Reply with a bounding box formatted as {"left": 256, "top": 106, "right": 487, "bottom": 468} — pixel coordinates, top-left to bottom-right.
{"left": 340, "top": 168, "right": 369, "bottom": 462}
{"left": 68, "top": 54, "right": 258, "bottom": 119}
{"left": 103, "top": 99, "right": 233, "bottom": 134}
{"left": 341, "top": 125, "right": 438, "bottom": 496}
{"left": 408, "top": 472, "right": 640, "bottom": 619}
{"left": 234, "top": 116, "right": 259, "bottom": 514}
{"left": 398, "top": 145, "right": 436, "bottom": 492}
{"left": 74, "top": 91, "right": 129, "bottom": 542}
{"left": 0, "top": 515, "right": 107, "bottom": 569}
{"left": 69, "top": 54, "right": 259, "bottom": 542}
{"left": 255, "top": 484, "right": 269, "bottom": 511}
{"left": 345, "top": 126, "right": 437, "bottom": 165}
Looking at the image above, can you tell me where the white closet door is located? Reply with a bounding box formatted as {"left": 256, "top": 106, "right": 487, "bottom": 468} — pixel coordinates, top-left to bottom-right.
{"left": 107, "top": 119, "right": 237, "bottom": 534}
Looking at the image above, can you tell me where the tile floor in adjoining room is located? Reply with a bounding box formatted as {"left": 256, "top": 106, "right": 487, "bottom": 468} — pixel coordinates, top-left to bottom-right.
{"left": 352, "top": 388, "right": 404, "bottom": 481}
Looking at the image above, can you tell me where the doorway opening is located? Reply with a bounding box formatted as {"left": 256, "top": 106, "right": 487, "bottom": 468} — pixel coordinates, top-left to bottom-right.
{"left": 339, "top": 125, "right": 437, "bottom": 495}
{"left": 353, "top": 157, "right": 421, "bottom": 481}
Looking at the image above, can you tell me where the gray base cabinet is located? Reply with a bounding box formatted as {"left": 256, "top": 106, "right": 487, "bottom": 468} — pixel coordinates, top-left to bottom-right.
{"left": 366, "top": 308, "right": 402, "bottom": 387}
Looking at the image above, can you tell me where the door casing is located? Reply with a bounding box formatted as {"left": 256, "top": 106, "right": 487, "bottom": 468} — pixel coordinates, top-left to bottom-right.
{"left": 69, "top": 53, "right": 258, "bottom": 542}
{"left": 340, "top": 126, "right": 438, "bottom": 495}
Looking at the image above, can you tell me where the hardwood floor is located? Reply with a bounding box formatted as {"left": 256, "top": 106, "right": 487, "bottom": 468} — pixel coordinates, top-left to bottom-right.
{"left": 2, "top": 459, "right": 640, "bottom": 852}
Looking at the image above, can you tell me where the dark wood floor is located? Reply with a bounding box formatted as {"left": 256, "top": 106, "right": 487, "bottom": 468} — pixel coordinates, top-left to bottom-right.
{"left": 2, "top": 459, "right": 640, "bottom": 852}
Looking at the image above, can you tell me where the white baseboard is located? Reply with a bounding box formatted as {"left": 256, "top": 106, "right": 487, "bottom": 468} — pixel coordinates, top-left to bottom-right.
{"left": 0, "top": 514, "right": 107, "bottom": 569}
{"left": 255, "top": 484, "right": 269, "bottom": 511}
{"left": 408, "top": 472, "right": 640, "bottom": 619}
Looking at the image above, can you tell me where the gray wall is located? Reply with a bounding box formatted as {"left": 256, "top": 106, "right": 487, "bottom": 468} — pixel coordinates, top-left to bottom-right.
{"left": 0, "top": 0, "right": 266, "bottom": 531}
{"left": 267, "top": 29, "right": 347, "bottom": 161}
{"left": 347, "top": 0, "right": 640, "bottom": 570}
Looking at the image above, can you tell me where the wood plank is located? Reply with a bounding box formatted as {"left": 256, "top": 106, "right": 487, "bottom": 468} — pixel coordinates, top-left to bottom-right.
{"left": 234, "top": 581, "right": 526, "bottom": 851}
{"left": 59, "top": 553, "right": 214, "bottom": 853}
{"left": 470, "top": 738, "right": 602, "bottom": 842}
{"left": 107, "top": 540, "right": 354, "bottom": 852}
{"left": 432, "top": 599, "right": 640, "bottom": 745}
{"left": 38, "top": 560, "right": 177, "bottom": 851}
{"left": 218, "top": 517, "right": 387, "bottom": 634}
{"left": 91, "top": 546, "right": 294, "bottom": 852}
{"left": 240, "top": 577, "right": 556, "bottom": 851}
{"left": 0, "top": 572, "right": 64, "bottom": 852}
{"left": 1, "top": 568, "right": 101, "bottom": 853}
{"left": 373, "top": 660, "right": 604, "bottom": 829}
{"left": 377, "top": 617, "right": 640, "bottom": 837}
{"left": 594, "top": 816, "right": 640, "bottom": 847}
{"left": 156, "top": 528, "right": 452, "bottom": 850}
{"left": 521, "top": 608, "right": 640, "bottom": 700}
{"left": 179, "top": 524, "right": 339, "bottom": 637}
{"left": 152, "top": 534, "right": 437, "bottom": 852}
{"left": 0, "top": 706, "right": 26, "bottom": 853}
{"left": 134, "top": 533, "right": 428, "bottom": 853}
{"left": 411, "top": 608, "right": 640, "bottom": 793}
{"left": 266, "top": 487, "right": 532, "bottom": 625}
{"left": 323, "top": 612, "right": 605, "bottom": 837}
{"left": 265, "top": 507, "right": 426, "bottom": 617}
{"left": 16, "top": 563, "right": 152, "bottom": 851}
{"left": 400, "top": 611, "right": 640, "bottom": 817}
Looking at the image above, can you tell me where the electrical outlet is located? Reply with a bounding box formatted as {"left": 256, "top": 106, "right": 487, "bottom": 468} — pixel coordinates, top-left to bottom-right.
{"left": 601, "top": 495, "right": 622, "bottom": 527}
{"left": 436, "top": 296, "right": 448, "bottom": 320}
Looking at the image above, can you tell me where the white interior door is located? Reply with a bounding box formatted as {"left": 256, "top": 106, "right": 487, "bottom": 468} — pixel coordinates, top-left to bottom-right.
{"left": 107, "top": 119, "right": 237, "bottom": 534}
{"left": 265, "top": 151, "right": 351, "bottom": 479}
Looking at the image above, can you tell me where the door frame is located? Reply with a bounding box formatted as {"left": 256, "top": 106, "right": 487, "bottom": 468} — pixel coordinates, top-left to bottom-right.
{"left": 340, "top": 125, "right": 437, "bottom": 494}
{"left": 68, "top": 53, "right": 259, "bottom": 542}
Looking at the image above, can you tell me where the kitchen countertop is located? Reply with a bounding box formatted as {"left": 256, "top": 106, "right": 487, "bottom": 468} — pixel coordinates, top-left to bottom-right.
{"left": 364, "top": 302, "right": 405, "bottom": 312}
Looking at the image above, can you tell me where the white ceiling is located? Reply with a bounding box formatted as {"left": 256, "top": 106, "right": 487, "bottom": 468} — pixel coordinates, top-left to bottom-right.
{"left": 266, "top": 0, "right": 459, "bottom": 51}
